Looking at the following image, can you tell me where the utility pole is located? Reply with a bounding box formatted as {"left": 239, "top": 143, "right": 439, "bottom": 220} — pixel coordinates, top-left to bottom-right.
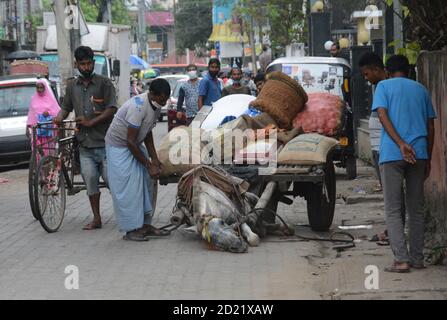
{"left": 107, "top": 0, "right": 112, "bottom": 24}
{"left": 14, "top": 0, "right": 19, "bottom": 44}
{"left": 249, "top": 14, "right": 257, "bottom": 75}
{"left": 7, "top": 1, "right": 14, "bottom": 40}
{"left": 18, "top": 0, "right": 25, "bottom": 48}
{"left": 138, "top": 0, "right": 147, "bottom": 61}
{"left": 69, "top": 1, "right": 81, "bottom": 58}
{"left": 173, "top": 0, "right": 178, "bottom": 64}
{"left": 53, "top": 0, "right": 76, "bottom": 98}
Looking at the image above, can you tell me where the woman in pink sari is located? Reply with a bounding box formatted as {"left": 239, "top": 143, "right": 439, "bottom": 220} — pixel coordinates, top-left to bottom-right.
{"left": 27, "top": 79, "right": 61, "bottom": 157}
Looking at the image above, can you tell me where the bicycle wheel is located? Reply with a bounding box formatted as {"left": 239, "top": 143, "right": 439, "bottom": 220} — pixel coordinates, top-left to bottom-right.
{"left": 34, "top": 155, "right": 66, "bottom": 233}
{"left": 28, "top": 145, "right": 46, "bottom": 220}
{"left": 28, "top": 151, "right": 39, "bottom": 220}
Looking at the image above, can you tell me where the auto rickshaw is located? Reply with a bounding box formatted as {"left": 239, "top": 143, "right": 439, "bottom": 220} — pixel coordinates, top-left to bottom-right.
{"left": 266, "top": 57, "right": 357, "bottom": 179}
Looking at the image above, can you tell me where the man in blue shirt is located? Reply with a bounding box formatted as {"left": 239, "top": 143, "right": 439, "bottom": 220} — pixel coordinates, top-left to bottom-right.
{"left": 372, "top": 55, "right": 436, "bottom": 273}
{"left": 198, "top": 58, "right": 222, "bottom": 109}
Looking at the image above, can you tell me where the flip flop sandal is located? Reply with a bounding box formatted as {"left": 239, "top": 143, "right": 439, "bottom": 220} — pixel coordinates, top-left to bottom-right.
{"left": 144, "top": 226, "right": 171, "bottom": 237}
{"left": 123, "top": 231, "right": 150, "bottom": 242}
{"left": 376, "top": 240, "right": 390, "bottom": 246}
{"left": 370, "top": 232, "right": 389, "bottom": 243}
{"left": 145, "top": 229, "right": 171, "bottom": 237}
{"left": 384, "top": 265, "right": 410, "bottom": 273}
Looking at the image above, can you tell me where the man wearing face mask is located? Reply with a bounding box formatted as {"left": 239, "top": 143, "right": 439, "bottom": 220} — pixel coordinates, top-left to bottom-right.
{"left": 176, "top": 64, "right": 201, "bottom": 125}
{"left": 105, "top": 78, "right": 170, "bottom": 241}
{"left": 54, "top": 46, "right": 117, "bottom": 231}
{"left": 198, "top": 58, "right": 222, "bottom": 110}
{"left": 222, "top": 67, "right": 252, "bottom": 97}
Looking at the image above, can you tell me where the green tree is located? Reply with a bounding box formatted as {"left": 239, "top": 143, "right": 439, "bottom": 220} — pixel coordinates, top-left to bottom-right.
{"left": 382, "top": 0, "right": 446, "bottom": 52}
{"left": 79, "top": 0, "right": 131, "bottom": 25}
{"left": 234, "top": 0, "right": 307, "bottom": 55}
{"left": 235, "top": 0, "right": 269, "bottom": 43}
{"left": 174, "top": 0, "right": 213, "bottom": 53}
{"left": 79, "top": 0, "right": 99, "bottom": 22}
{"left": 110, "top": 0, "right": 132, "bottom": 25}
{"left": 25, "top": 0, "right": 51, "bottom": 43}
{"left": 265, "top": 0, "right": 306, "bottom": 54}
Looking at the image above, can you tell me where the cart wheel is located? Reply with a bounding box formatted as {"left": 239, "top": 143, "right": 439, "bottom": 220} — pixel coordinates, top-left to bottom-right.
{"left": 306, "top": 160, "right": 336, "bottom": 231}
{"left": 150, "top": 178, "right": 158, "bottom": 212}
{"left": 28, "top": 152, "right": 39, "bottom": 220}
{"left": 34, "top": 155, "right": 66, "bottom": 233}
{"left": 345, "top": 155, "right": 357, "bottom": 180}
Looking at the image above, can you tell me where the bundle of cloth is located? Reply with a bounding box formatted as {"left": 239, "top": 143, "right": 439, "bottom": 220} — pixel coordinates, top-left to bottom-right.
{"left": 210, "top": 113, "right": 303, "bottom": 165}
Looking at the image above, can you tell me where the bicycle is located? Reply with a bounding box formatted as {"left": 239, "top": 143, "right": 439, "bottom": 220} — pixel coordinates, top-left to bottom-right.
{"left": 29, "top": 120, "right": 158, "bottom": 233}
{"left": 29, "top": 121, "right": 82, "bottom": 232}
{"left": 28, "top": 120, "right": 64, "bottom": 220}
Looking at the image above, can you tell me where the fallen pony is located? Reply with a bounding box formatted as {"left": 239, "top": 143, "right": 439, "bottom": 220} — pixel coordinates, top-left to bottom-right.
{"left": 172, "top": 165, "right": 294, "bottom": 253}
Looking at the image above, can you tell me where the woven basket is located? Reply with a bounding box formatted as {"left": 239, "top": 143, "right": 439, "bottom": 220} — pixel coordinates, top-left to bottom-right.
{"left": 250, "top": 72, "right": 308, "bottom": 129}
{"left": 10, "top": 60, "right": 49, "bottom": 76}
{"left": 267, "top": 71, "right": 309, "bottom": 101}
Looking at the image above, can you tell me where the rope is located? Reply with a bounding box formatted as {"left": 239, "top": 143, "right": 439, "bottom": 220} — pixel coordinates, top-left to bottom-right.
{"left": 248, "top": 207, "right": 355, "bottom": 245}
{"left": 201, "top": 215, "right": 216, "bottom": 244}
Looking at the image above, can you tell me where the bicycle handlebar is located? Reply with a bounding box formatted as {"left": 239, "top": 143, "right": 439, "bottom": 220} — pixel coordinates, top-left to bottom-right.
{"left": 34, "top": 120, "right": 77, "bottom": 126}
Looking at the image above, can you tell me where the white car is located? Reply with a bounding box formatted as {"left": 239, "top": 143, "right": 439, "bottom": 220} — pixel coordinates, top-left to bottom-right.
{"left": 0, "top": 75, "right": 58, "bottom": 165}
{"left": 157, "top": 74, "right": 189, "bottom": 121}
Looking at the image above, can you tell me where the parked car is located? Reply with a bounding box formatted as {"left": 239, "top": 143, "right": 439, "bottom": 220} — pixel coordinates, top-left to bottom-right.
{"left": 156, "top": 74, "right": 189, "bottom": 122}
{"left": 0, "top": 74, "right": 58, "bottom": 166}
{"left": 150, "top": 64, "right": 207, "bottom": 76}
{"left": 167, "top": 78, "right": 188, "bottom": 131}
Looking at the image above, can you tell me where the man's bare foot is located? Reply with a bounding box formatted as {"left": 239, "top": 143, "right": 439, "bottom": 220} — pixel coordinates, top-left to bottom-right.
{"left": 83, "top": 221, "right": 102, "bottom": 230}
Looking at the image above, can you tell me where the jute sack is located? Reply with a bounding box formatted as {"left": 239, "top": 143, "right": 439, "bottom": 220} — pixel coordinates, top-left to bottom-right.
{"left": 278, "top": 133, "right": 339, "bottom": 165}
{"left": 158, "top": 126, "right": 205, "bottom": 177}
{"left": 250, "top": 71, "right": 308, "bottom": 129}
{"left": 208, "top": 114, "right": 278, "bottom": 164}
{"left": 267, "top": 71, "right": 308, "bottom": 99}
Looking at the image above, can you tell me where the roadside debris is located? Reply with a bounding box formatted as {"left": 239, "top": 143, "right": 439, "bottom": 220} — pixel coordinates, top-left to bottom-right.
{"left": 0, "top": 177, "right": 9, "bottom": 184}
{"left": 338, "top": 225, "right": 373, "bottom": 230}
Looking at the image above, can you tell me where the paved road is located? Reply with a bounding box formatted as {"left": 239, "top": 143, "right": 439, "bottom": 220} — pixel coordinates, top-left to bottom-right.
{"left": 0, "top": 122, "right": 322, "bottom": 300}
{"left": 1, "top": 122, "right": 446, "bottom": 300}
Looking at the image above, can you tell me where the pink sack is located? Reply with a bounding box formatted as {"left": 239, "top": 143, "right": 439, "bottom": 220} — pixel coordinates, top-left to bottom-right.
{"left": 293, "top": 92, "right": 344, "bottom": 137}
